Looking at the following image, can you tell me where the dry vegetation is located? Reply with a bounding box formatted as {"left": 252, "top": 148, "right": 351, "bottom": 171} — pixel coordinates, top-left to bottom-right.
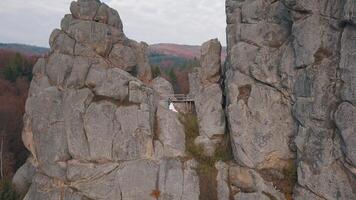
{"left": 0, "top": 51, "right": 34, "bottom": 185}
{"left": 179, "top": 112, "right": 233, "bottom": 200}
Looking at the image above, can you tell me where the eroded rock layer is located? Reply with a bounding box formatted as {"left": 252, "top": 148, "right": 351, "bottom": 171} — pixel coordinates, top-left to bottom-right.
{"left": 225, "top": 0, "right": 356, "bottom": 199}
{"left": 14, "top": 1, "right": 200, "bottom": 199}
{"left": 13, "top": 0, "right": 356, "bottom": 199}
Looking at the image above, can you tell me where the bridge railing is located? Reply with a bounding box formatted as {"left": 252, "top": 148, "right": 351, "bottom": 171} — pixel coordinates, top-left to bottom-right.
{"left": 161, "top": 94, "right": 194, "bottom": 102}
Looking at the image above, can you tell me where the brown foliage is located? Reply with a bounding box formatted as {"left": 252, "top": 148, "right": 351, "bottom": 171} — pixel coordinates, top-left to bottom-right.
{"left": 0, "top": 75, "right": 31, "bottom": 179}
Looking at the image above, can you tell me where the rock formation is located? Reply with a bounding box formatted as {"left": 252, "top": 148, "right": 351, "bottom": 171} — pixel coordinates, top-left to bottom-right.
{"left": 13, "top": 1, "right": 199, "bottom": 199}
{"left": 189, "top": 39, "right": 226, "bottom": 156}
{"left": 224, "top": 0, "right": 356, "bottom": 199}
{"left": 13, "top": 0, "right": 356, "bottom": 199}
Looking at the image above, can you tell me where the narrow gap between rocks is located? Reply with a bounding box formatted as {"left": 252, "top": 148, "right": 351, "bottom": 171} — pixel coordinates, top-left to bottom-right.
{"left": 178, "top": 109, "right": 233, "bottom": 200}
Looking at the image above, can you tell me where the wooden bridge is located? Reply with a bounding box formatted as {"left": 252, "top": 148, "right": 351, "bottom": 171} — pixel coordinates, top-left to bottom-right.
{"left": 161, "top": 94, "right": 195, "bottom": 103}
{"left": 161, "top": 94, "right": 195, "bottom": 113}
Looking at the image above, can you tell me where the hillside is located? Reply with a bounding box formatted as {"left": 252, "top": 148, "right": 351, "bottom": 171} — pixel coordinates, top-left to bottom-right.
{"left": 150, "top": 43, "right": 227, "bottom": 60}
{"left": 0, "top": 43, "right": 228, "bottom": 94}
{"left": 0, "top": 42, "right": 226, "bottom": 61}
{"left": 0, "top": 43, "right": 48, "bottom": 56}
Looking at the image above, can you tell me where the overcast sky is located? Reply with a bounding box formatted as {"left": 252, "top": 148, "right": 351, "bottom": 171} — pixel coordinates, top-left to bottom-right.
{"left": 0, "top": 0, "right": 226, "bottom": 47}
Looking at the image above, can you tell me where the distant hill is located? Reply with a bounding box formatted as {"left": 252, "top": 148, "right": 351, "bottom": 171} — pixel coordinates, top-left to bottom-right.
{"left": 0, "top": 42, "right": 226, "bottom": 61}
{"left": 0, "top": 42, "right": 227, "bottom": 94}
{"left": 149, "top": 43, "right": 227, "bottom": 60}
{"left": 0, "top": 43, "right": 49, "bottom": 56}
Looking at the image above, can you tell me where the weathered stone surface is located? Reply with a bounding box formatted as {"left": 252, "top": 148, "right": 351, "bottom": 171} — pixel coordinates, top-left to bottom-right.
{"left": 66, "top": 56, "right": 91, "bottom": 88}
{"left": 65, "top": 19, "right": 125, "bottom": 56}
{"left": 94, "top": 3, "right": 123, "bottom": 29}
{"left": 158, "top": 159, "right": 184, "bottom": 199}
{"left": 340, "top": 26, "right": 356, "bottom": 104}
{"left": 342, "top": 0, "right": 356, "bottom": 23}
{"left": 26, "top": 87, "right": 70, "bottom": 179}
{"left": 70, "top": 0, "right": 101, "bottom": 21}
{"left": 156, "top": 106, "right": 185, "bottom": 157}
{"left": 297, "top": 161, "right": 355, "bottom": 200}
{"left": 225, "top": 1, "right": 356, "bottom": 199}
{"left": 199, "top": 39, "right": 222, "bottom": 84}
{"left": 188, "top": 71, "right": 201, "bottom": 99}
{"left": 335, "top": 102, "right": 356, "bottom": 167}
{"left": 109, "top": 43, "right": 137, "bottom": 72}
{"left": 49, "top": 29, "right": 75, "bottom": 55}
{"left": 83, "top": 101, "right": 117, "bottom": 161}
{"left": 113, "top": 105, "right": 153, "bottom": 161}
{"left": 227, "top": 78, "right": 294, "bottom": 169}
{"left": 23, "top": 174, "right": 63, "bottom": 200}
{"left": 195, "top": 84, "right": 225, "bottom": 139}
{"left": 215, "top": 161, "right": 285, "bottom": 200}
{"left": 129, "top": 80, "right": 154, "bottom": 104}
{"left": 152, "top": 76, "right": 174, "bottom": 97}
{"left": 64, "top": 88, "right": 93, "bottom": 160}
{"left": 181, "top": 159, "right": 200, "bottom": 200}
{"left": 116, "top": 160, "right": 158, "bottom": 200}
{"left": 215, "top": 161, "right": 230, "bottom": 200}
{"left": 85, "top": 66, "right": 134, "bottom": 100}
{"left": 293, "top": 186, "right": 325, "bottom": 200}
{"left": 17, "top": 0, "right": 356, "bottom": 199}
{"left": 46, "top": 53, "right": 73, "bottom": 87}
{"left": 84, "top": 101, "right": 153, "bottom": 161}
{"left": 128, "top": 40, "right": 153, "bottom": 83}
{"left": 190, "top": 39, "right": 226, "bottom": 156}
{"left": 68, "top": 160, "right": 120, "bottom": 200}
{"left": 12, "top": 157, "right": 37, "bottom": 195}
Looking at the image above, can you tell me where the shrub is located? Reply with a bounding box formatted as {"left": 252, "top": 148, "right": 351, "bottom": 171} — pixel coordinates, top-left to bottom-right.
{"left": 0, "top": 53, "right": 33, "bottom": 82}
{"left": 179, "top": 113, "right": 232, "bottom": 200}
{"left": 151, "top": 66, "right": 161, "bottom": 78}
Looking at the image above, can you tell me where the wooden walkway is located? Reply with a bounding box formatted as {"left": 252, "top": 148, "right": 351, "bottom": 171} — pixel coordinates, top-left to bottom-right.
{"left": 161, "top": 94, "right": 195, "bottom": 102}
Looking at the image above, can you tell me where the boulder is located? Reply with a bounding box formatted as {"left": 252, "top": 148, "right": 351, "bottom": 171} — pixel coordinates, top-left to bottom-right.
{"left": 85, "top": 66, "right": 135, "bottom": 100}
{"left": 12, "top": 158, "right": 37, "bottom": 195}
{"left": 195, "top": 84, "right": 225, "bottom": 139}
{"left": 156, "top": 105, "right": 185, "bottom": 157}
{"left": 63, "top": 88, "right": 93, "bottom": 160}
{"left": 199, "top": 39, "right": 222, "bottom": 84}
{"left": 26, "top": 87, "right": 70, "bottom": 179}
{"left": 70, "top": 0, "right": 101, "bottom": 21}
{"left": 65, "top": 19, "right": 125, "bottom": 56}
{"left": 108, "top": 43, "right": 137, "bottom": 72}
{"left": 94, "top": 3, "right": 123, "bottom": 29}
{"left": 151, "top": 76, "right": 174, "bottom": 96}
{"left": 334, "top": 102, "right": 356, "bottom": 168}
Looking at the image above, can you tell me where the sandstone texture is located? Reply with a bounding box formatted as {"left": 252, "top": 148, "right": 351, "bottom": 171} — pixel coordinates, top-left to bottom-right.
{"left": 13, "top": 0, "right": 356, "bottom": 199}
{"left": 225, "top": 0, "right": 356, "bottom": 199}
{"left": 13, "top": 1, "right": 199, "bottom": 200}
{"left": 189, "top": 39, "right": 226, "bottom": 156}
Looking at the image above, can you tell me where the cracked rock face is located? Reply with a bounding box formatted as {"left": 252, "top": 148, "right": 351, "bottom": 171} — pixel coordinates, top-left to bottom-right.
{"left": 14, "top": 1, "right": 199, "bottom": 200}
{"left": 225, "top": 0, "right": 356, "bottom": 199}
{"left": 13, "top": 0, "right": 356, "bottom": 199}
{"left": 189, "top": 39, "right": 226, "bottom": 157}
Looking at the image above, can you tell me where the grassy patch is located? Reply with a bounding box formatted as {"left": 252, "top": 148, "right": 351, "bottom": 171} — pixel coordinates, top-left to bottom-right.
{"left": 179, "top": 113, "right": 234, "bottom": 200}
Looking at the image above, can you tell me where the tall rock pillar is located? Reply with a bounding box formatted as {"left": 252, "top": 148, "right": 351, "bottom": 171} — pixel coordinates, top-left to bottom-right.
{"left": 224, "top": 0, "right": 356, "bottom": 199}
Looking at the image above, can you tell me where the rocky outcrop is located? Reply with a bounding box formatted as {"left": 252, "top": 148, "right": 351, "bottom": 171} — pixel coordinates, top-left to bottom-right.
{"left": 189, "top": 39, "right": 226, "bottom": 156}
{"left": 14, "top": 1, "right": 199, "bottom": 199}
{"left": 12, "top": 0, "right": 356, "bottom": 199}
{"left": 152, "top": 76, "right": 186, "bottom": 158}
{"left": 225, "top": 0, "right": 356, "bottom": 199}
